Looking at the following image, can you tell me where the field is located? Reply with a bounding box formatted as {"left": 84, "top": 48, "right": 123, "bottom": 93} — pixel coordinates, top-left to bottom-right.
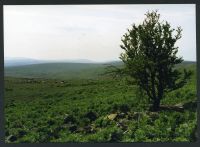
{"left": 4, "top": 62, "right": 197, "bottom": 143}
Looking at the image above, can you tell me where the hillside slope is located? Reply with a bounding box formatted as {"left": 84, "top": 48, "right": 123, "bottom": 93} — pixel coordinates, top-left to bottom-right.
{"left": 5, "top": 63, "right": 109, "bottom": 79}
{"left": 4, "top": 61, "right": 195, "bottom": 80}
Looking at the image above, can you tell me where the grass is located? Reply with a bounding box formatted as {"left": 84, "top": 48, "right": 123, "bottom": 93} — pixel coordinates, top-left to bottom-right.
{"left": 4, "top": 62, "right": 197, "bottom": 143}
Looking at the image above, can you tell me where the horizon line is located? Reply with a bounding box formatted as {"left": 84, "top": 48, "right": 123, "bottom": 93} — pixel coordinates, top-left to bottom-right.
{"left": 4, "top": 56, "right": 197, "bottom": 63}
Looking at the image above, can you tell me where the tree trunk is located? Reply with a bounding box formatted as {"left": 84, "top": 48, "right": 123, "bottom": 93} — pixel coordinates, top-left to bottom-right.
{"left": 151, "top": 98, "right": 160, "bottom": 112}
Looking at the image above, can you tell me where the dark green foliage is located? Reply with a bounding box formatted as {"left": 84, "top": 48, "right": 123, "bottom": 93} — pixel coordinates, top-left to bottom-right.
{"left": 119, "top": 11, "right": 192, "bottom": 111}
{"left": 85, "top": 111, "right": 98, "bottom": 121}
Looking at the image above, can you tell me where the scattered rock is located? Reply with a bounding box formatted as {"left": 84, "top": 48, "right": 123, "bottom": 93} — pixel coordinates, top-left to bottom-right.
{"left": 6, "top": 135, "right": 17, "bottom": 142}
{"left": 107, "top": 113, "right": 117, "bottom": 121}
{"left": 60, "top": 81, "right": 65, "bottom": 84}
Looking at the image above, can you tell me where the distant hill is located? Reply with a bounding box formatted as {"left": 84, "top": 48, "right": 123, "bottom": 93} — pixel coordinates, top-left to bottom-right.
{"left": 4, "top": 57, "right": 96, "bottom": 67}
{"left": 4, "top": 57, "right": 46, "bottom": 67}
{"left": 176, "top": 61, "right": 196, "bottom": 69}
{"left": 5, "top": 62, "right": 108, "bottom": 80}
{"left": 179, "top": 61, "right": 196, "bottom": 65}
{"left": 4, "top": 60, "right": 196, "bottom": 80}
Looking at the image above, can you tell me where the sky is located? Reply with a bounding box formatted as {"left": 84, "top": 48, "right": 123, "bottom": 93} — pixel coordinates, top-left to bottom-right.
{"left": 4, "top": 4, "right": 196, "bottom": 62}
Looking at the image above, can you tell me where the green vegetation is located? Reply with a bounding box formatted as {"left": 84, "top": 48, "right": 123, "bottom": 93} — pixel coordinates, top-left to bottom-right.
{"left": 5, "top": 62, "right": 197, "bottom": 143}
{"left": 119, "top": 10, "right": 191, "bottom": 111}
{"left": 4, "top": 10, "right": 197, "bottom": 143}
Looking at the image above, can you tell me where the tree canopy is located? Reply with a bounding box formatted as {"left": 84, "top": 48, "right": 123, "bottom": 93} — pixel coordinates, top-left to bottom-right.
{"left": 115, "top": 10, "right": 192, "bottom": 111}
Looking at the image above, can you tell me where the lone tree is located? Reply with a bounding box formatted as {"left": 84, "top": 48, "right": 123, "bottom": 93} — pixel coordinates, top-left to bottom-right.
{"left": 118, "top": 10, "right": 191, "bottom": 111}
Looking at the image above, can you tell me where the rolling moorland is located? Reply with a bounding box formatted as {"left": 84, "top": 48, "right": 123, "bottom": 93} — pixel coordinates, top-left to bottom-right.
{"left": 4, "top": 61, "right": 197, "bottom": 142}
